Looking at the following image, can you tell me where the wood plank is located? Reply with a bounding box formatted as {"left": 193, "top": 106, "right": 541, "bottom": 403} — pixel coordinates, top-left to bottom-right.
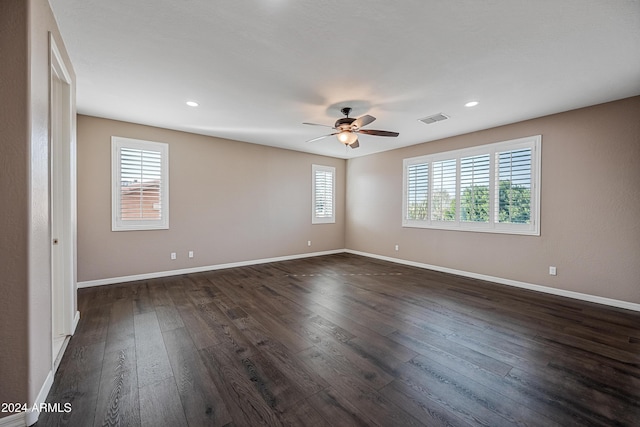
{"left": 231, "top": 315, "right": 329, "bottom": 396}
{"left": 155, "top": 304, "right": 185, "bottom": 332}
{"left": 176, "top": 303, "right": 222, "bottom": 350}
{"left": 240, "top": 306, "right": 316, "bottom": 354}
{"left": 287, "top": 317, "right": 396, "bottom": 390}
{"left": 193, "top": 301, "right": 256, "bottom": 360}
{"left": 134, "top": 311, "right": 173, "bottom": 388}
{"left": 70, "top": 302, "right": 111, "bottom": 347}
{"left": 388, "top": 327, "right": 513, "bottom": 378}
{"left": 392, "top": 356, "right": 551, "bottom": 427}
{"left": 39, "top": 341, "right": 106, "bottom": 426}
{"left": 131, "top": 281, "right": 154, "bottom": 315}
{"left": 506, "top": 365, "right": 640, "bottom": 425}
{"left": 379, "top": 380, "right": 474, "bottom": 427}
{"left": 138, "top": 377, "right": 187, "bottom": 427}
{"left": 162, "top": 327, "right": 232, "bottom": 426}
{"left": 198, "top": 345, "right": 284, "bottom": 426}
{"left": 148, "top": 278, "right": 173, "bottom": 307}
{"left": 93, "top": 299, "right": 139, "bottom": 427}
{"left": 93, "top": 347, "right": 140, "bottom": 427}
{"left": 306, "top": 387, "right": 373, "bottom": 427}
{"left": 103, "top": 298, "right": 135, "bottom": 353}
{"left": 549, "top": 350, "right": 640, "bottom": 398}
{"left": 298, "top": 347, "right": 425, "bottom": 426}
{"left": 276, "top": 398, "right": 330, "bottom": 427}
{"left": 239, "top": 352, "right": 308, "bottom": 411}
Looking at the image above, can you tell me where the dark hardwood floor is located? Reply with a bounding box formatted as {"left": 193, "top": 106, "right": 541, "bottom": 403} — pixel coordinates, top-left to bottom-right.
{"left": 37, "top": 253, "right": 640, "bottom": 426}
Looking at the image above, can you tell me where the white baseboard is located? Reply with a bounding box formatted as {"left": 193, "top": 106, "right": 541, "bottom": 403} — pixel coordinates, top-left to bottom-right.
{"left": 0, "top": 412, "right": 25, "bottom": 427}
{"left": 2, "top": 315, "right": 79, "bottom": 427}
{"left": 346, "top": 249, "right": 640, "bottom": 312}
{"left": 22, "top": 369, "right": 54, "bottom": 426}
{"left": 71, "top": 310, "right": 80, "bottom": 335}
{"left": 77, "top": 250, "right": 344, "bottom": 288}
{"left": 76, "top": 248, "right": 639, "bottom": 312}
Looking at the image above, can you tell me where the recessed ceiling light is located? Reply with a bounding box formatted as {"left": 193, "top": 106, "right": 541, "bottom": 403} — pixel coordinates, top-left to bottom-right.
{"left": 465, "top": 101, "right": 479, "bottom": 107}
{"left": 186, "top": 101, "right": 199, "bottom": 107}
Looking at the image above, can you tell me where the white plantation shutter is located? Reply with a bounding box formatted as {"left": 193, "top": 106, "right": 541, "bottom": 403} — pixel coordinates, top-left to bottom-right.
{"left": 406, "top": 162, "right": 429, "bottom": 220}
{"left": 119, "top": 148, "right": 162, "bottom": 219}
{"left": 402, "top": 135, "right": 540, "bottom": 235}
{"left": 112, "top": 137, "right": 169, "bottom": 231}
{"left": 315, "top": 171, "right": 333, "bottom": 216}
{"left": 431, "top": 158, "right": 457, "bottom": 221}
{"left": 460, "top": 154, "right": 490, "bottom": 223}
{"left": 496, "top": 147, "right": 532, "bottom": 224}
{"left": 312, "top": 165, "right": 335, "bottom": 224}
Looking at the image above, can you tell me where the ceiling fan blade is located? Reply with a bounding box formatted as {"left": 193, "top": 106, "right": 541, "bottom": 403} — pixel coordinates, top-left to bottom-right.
{"left": 306, "top": 133, "right": 338, "bottom": 143}
{"left": 303, "top": 122, "right": 335, "bottom": 129}
{"left": 357, "top": 129, "right": 399, "bottom": 137}
{"left": 349, "top": 139, "right": 360, "bottom": 149}
{"left": 352, "top": 115, "right": 376, "bottom": 129}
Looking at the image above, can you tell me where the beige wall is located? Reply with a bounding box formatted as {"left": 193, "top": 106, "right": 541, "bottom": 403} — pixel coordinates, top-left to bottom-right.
{"left": 0, "top": 0, "right": 30, "bottom": 410}
{"left": 0, "top": 0, "right": 76, "bottom": 419}
{"left": 346, "top": 96, "right": 640, "bottom": 304}
{"left": 77, "top": 115, "right": 346, "bottom": 282}
{"left": 79, "top": 98, "right": 640, "bottom": 304}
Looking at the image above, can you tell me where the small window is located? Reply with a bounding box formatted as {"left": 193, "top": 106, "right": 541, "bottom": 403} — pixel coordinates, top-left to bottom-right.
{"left": 312, "top": 164, "right": 335, "bottom": 224}
{"left": 112, "top": 136, "right": 169, "bottom": 231}
{"left": 403, "top": 135, "right": 540, "bottom": 235}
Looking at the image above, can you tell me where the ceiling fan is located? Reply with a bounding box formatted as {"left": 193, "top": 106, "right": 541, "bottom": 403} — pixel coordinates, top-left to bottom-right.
{"left": 303, "top": 107, "right": 399, "bottom": 149}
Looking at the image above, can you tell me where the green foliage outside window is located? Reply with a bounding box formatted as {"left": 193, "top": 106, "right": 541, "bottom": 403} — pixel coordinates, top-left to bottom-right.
{"left": 429, "top": 180, "right": 530, "bottom": 224}
{"left": 460, "top": 185, "right": 490, "bottom": 222}
{"left": 407, "top": 200, "right": 429, "bottom": 220}
{"left": 498, "top": 180, "right": 531, "bottom": 224}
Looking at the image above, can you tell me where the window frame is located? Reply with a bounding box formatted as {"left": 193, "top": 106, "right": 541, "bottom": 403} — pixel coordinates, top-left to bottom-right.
{"left": 111, "top": 136, "right": 169, "bottom": 231}
{"left": 312, "top": 164, "right": 336, "bottom": 224}
{"left": 402, "top": 135, "right": 541, "bottom": 235}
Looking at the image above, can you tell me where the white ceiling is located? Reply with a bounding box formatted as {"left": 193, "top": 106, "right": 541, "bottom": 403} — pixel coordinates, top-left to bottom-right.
{"left": 49, "top": 0, "right": 640, "bottom": 159}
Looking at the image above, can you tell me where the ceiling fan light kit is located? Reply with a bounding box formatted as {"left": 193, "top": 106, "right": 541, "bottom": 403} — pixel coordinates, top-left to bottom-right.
{"left": 304, "top": 106, "right": 399, "bottom": 149}
{"left": 338, "top": 131, "right": 358, "bottom": 145}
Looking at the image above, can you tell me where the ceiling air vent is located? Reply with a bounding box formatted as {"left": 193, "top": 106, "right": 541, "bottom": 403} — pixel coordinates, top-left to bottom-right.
{"left": 418, "top": 113, "right": 449, "bottom": 125}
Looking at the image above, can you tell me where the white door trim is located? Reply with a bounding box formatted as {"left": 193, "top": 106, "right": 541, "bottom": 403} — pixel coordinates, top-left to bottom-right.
{"left": 49, "top": 32, "right": 77, "bottom": 367}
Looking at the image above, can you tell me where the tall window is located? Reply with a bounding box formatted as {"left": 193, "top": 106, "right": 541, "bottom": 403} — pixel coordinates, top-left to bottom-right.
{"left": 312, "top": 164, "right": 335, "bottom": 224}
{"left": 112, "top": 136, "right": 169, "bottom": 231}
{"left": 402, "top": 135, "right": 540, "bottom": 235}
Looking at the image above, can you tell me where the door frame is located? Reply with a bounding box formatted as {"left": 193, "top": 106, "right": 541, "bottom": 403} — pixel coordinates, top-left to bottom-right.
{"left": 49, "top": 32, "right": 77, "bottom": 369}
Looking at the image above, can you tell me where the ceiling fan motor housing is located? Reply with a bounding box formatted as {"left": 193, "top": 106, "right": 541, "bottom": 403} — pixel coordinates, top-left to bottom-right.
{"left": 335, "top": 117, "right": 356, "bottom": 130}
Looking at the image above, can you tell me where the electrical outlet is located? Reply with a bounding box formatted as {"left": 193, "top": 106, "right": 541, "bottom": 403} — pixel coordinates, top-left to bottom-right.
{"left": 188, "top": 251, "right": 194, "bottom": 259}
{"left": 395, "top": 245, "right": 399, "bottom": 251}
{"left": 307, "top": 240, "right": 312, "bottom": 247}
{"left": 171, "top": 252, "right": 177, "bottom": 260}
{"left": 549, "top": 266, "right": 557, "bottom": 276}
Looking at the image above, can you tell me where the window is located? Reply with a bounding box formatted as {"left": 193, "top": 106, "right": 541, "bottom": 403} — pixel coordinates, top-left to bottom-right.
{"left": 431, "top": 158, "right": 457, "bottom": 222}
{"left": 403, "top": 135, "right": 540, "bottom": 235}
{"left": 406, "top": 162, "right": 429, "bottom": 220}
{"left": 312, "top": 164, "right": 335, "bottom": 224}
{"left": 112, "top": 136, "right": 169, "bottom": 231}
{"left": 460, "top": 154, "right": 490, "bottom": 223}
